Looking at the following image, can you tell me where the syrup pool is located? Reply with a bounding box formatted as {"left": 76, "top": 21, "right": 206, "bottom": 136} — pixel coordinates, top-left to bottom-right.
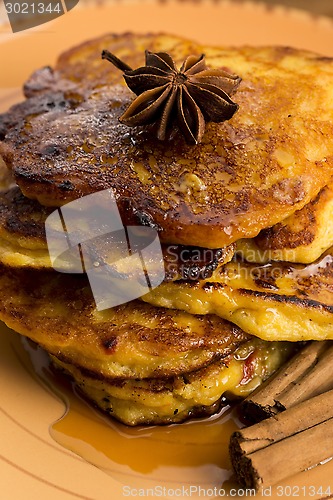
{"left": 5, "top": 325, "right": 240, "bottom": 490}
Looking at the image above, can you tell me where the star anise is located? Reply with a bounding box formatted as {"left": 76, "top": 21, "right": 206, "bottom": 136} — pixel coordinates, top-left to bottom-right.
{"left": 102, "top": 49, "right": 241, "bottom": 144}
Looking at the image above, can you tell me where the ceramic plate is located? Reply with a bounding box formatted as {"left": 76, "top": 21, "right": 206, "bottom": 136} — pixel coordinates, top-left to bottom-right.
{"left": 1, "top": 2, "right": 333, "bottom": 499}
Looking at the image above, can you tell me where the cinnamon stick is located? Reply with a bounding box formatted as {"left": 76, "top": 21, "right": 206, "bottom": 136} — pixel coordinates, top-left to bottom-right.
{"left": 230, "top": 389, "right": 333, "bottom": 491}
{"left": 240, "top": 341, "right": 333, "bottom": 423}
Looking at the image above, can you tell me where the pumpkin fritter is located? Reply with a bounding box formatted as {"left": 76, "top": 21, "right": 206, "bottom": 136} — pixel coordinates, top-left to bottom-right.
{"left": 1, "top": 34, "right": 333, "bottom": 247}
{"left": 51, "top": 338, "right": 294, "bottom": 426}
{"left": 0, "top": 264, "right": 251, "bottom": 379}
{"left": 0, "top": 186, "right": 234, "bottom": 277}
{"left": 2, "top": 178, "right": 333, "bottom": 273}
{"left": 142, "top": 249, "right": 333, "bottom": 341}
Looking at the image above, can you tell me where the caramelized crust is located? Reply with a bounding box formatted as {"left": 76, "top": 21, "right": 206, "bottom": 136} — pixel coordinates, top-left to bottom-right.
{"left": 0, "top": 185, "right": 234, "bottom": 277}
{"left": 0, "top": 187, "right": 53, "bottom": 248}
{"left": 0, "top": 264, "right": 250, "bottom": 378}
{"left": 237, "top": 180, "right": 333, "bottom": 263}
{"left": 1, "top": 34, "right": 333, "bottom": 247}
{"left": 142, "top": 248, "right": 333, "bottom": 341}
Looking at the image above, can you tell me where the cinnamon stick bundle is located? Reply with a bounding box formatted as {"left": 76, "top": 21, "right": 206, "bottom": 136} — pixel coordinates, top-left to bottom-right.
{"left": 230, "top": 389, "right": 333, "bottom": 491}
{"left": 240, "top": 340, "right": 333, "bottom": 423}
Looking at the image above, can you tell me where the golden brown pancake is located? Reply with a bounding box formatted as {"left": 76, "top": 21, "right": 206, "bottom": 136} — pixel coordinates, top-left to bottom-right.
{"left": 1, "top": 34, "right": 333, "bottom": 247}
{"left": 237, "top": 180, "right": 333, "bottom": 264}
{"left": 3, "top": 176, "right": 333, "bottom": 273}
{"left": 0, "top": 263, "right": 251, "bottom": 378}
{"left": 51, "top": 338, "right": 294, "bottom": 426}
{"left": 0, "top": 186, "right": 234, "bottom": 277}
{"left": 142, "top": 248, "right": 333, "bottom": 342}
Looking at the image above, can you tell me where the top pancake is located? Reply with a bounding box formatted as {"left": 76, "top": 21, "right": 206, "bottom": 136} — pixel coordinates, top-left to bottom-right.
{"left": 1, "top": 33, "right": 333, "bottom": 247}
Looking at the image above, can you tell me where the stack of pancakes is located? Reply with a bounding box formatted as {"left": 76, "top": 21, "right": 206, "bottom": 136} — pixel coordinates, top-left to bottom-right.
{"left": 1, "top": 33, "right": 333, "bottom": 425}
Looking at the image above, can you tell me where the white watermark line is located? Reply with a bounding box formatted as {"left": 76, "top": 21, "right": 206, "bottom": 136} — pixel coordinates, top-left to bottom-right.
{"left": 121, "top": 484, "right": 333, "bottom": 498}
{"left": 122, "top": 485, "right": 256, "bottom": 497}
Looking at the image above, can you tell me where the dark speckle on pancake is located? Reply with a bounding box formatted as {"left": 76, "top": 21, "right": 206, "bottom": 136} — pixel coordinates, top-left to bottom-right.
{"left": 134, "top": 211, "right": 161, "bottom": 230}
{"left": 40, "top": 144, "right": 62, "bottom": 158}
{"left": 236, "top": 288, "right": 333, "bottom": 314}
{"left": 103, "top": 336, "right": 118, "bottom": 353}
{"left": 58, "top": 180, "right": 74, "bottom": 191}
{"left": 253, "top": 277, "right": 279, "bottom": 291}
